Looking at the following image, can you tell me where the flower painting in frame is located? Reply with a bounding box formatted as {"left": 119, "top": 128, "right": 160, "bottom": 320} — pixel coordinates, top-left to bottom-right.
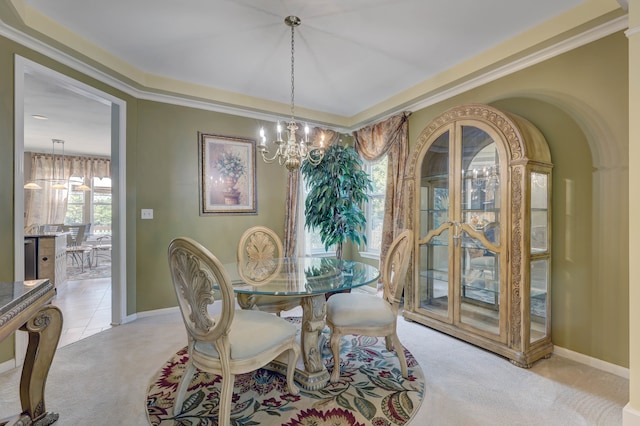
{"left": 198, "top": 133, "right": 257, "bottom": 215}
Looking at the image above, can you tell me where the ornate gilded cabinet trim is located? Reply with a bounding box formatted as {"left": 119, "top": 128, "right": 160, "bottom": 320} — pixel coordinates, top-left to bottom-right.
{"left": 404, "top": 104, "right": 553, "bottom": 367}
{"left": 510, "top": 166, "right": 523, "bottom": 348}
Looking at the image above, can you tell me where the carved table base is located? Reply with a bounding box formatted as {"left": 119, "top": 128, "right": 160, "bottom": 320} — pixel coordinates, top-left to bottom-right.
{"left": 265, "top": 294, "right": 331, "bottom": 390}
{"left": 0, "top": 280, "right": 62, "bottom": 426}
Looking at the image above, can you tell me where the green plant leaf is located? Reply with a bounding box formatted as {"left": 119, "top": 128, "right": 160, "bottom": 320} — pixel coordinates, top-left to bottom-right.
{"left": 301, "top": 144, "right": 372, "bottom": 259}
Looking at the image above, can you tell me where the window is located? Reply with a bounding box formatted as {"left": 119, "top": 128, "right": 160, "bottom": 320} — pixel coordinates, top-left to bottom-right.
{"left": 363, "top": 156, "right": 387, "bottom": 255}
{"left": 65, "top": 177, "right": 86, "bottom": 224}
{"left": 92, "top": 177, "right": 112, "bottom": 235}
{"left": 299, "top": 155, "right": 388, "bottom": 257}
{"left": 299, "top": 174, "right": 334, "bottom": 256}
{"left": 64, "top": 177, "right": 112, "bottom": 235}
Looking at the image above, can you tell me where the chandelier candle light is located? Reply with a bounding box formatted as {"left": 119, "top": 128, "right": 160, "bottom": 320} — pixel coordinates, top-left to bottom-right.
{"left": 258, "top": 16, "right": 325, "bottom": 170}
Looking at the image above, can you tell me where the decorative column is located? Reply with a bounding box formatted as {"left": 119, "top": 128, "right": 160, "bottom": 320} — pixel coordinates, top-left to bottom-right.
{"left": 625, "top": 0, "right": 640, "bottom": 424}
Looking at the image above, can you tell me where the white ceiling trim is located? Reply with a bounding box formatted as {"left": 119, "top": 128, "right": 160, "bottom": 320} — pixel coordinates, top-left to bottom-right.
{"left": 358, "top": 14, "right": 628, "bottom": 130}
{"left": 626, "top": 24, "right": 640, "bottom": 37}
{"left": 0, "top": 13, "right": 628, "bottom": 133}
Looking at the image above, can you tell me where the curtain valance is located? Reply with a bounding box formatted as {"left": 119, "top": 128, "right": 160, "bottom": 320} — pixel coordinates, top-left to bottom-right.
{"left": 353, "top": 112, "right": 410, "bottom": 277}
{"left": 29, "top": 152, "right": 111, "bottom": 181}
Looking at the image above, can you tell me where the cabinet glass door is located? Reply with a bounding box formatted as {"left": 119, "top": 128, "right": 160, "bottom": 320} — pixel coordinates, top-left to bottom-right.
{"left": 458, "top": 126, "right": 503, "bottom": 336}
{"left": 407, "top": 104, "right": 553, "bottom": 365}
{"left": 418, "top": 131, "right": 452, "bottom": 321}
{"left": 530, "top": 172, "right": 550, "bottom": 343}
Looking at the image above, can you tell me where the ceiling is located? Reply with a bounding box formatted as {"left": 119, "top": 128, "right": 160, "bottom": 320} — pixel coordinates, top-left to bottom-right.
{"left": 23, "top": 70, "right": 112, "bottom": 156}
{"left": 2, "top": 0, "right": 625, "bottom": 156}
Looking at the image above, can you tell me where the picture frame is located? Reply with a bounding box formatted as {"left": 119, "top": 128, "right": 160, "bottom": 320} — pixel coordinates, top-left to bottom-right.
{"left": 198, "top": 133, "right": 257, "bottom": 215}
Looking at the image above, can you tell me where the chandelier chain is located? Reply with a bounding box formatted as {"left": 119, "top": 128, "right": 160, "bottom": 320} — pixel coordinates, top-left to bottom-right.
{"left": 290, "top": 22, "right": 295, "bottom": 120}
{"left": 257, "top": 15, "right": 325, "bottom": 170}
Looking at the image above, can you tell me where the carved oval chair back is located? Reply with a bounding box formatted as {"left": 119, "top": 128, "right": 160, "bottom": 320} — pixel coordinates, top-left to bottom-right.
{"left": 236, "top": 226, "right": 301, "bottom": 315}
{"left": 168, "top": 237, "right": 300, "bottom": 425}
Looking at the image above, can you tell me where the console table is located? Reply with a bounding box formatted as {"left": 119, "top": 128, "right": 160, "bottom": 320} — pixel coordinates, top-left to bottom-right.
{"left": 0, "top": 279, "right": 62, "bottom": 426}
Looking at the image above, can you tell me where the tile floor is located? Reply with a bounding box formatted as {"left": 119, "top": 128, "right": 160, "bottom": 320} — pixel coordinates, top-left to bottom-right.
{"left": 50, "top": 276, "right": 112, "bottom": 348}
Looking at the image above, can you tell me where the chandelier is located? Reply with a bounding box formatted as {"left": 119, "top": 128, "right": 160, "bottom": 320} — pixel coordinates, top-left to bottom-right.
{"left": 257, "top": 16, "right": 325, "bottom": 170}
{"left": 24, "top": 139, "right": 68, "bottom": 190}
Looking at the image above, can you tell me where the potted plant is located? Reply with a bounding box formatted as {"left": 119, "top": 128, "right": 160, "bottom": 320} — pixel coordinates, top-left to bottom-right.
{"left": 216, "top": 151, "right": 246, "bottom": 204}
{"left": 301, "top": 144, "right": 372, "bottom": 260}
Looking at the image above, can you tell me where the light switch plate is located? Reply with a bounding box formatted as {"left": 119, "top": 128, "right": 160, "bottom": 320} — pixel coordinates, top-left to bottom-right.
{"left": 141, "top": 209, "right": 154, "bottom": 219}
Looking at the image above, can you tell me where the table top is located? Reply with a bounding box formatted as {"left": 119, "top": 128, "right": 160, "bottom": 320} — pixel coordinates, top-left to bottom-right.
{"left": 0, "top": 279, "right": 52, "bottom": 316}
{"left": 224, "top": 257, "right": 379, "bottom": 296}
{"left": 1, "top": 279, "right": 56, "bottom": 342}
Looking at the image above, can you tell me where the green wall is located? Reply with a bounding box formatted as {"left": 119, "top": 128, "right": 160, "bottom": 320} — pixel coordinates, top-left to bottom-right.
{"left": 134, "top": 101, "right": 288, "bottom": 312}
{"left": 0, "top": 36, "right": 16, "bottom": 361}
{"left": 0, "top": 34, "right": 141, "bottom": 361}
{"left": 0, "top": 30, "right": 630, "bottom": 367}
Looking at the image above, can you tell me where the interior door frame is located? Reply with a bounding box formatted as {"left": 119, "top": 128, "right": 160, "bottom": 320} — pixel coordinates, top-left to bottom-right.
{"left": 13, "top": 56, "right": 128, "bottom": 364}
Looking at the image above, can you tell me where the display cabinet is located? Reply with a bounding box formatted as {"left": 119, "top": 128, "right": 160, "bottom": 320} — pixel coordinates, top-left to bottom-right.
{"left": 403, "top": 104, "right": 553, "bottom": 367}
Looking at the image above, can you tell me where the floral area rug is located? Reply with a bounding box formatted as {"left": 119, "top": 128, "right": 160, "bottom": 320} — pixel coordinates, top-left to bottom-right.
{"left": 146, "top": 322, "right": 424, "bottom": 425}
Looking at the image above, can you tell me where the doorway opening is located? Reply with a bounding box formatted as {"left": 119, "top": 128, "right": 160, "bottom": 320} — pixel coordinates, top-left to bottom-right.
{"left": 14, "top": 56, "right": 127, "bottom": 352}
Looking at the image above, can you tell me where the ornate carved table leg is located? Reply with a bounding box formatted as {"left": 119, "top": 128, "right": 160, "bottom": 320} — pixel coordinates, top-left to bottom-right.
{"left": 19, "top": 305, "right": 63, "bottom": 425}
{"left": 297, "top": 294, "right": 329, "bottom": 390}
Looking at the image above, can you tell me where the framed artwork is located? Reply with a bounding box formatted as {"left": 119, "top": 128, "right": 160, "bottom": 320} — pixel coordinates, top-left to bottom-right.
{"left": 198, "top": 133, "right": 257, "bottom": 215}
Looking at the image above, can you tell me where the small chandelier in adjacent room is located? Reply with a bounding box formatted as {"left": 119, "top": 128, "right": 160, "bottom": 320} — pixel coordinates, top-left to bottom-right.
{"left": 257, "top": 16, "right": 325, "bottom": 170}
{"left": 24, "top": 138, "right": 68, "bottom": 190}
{"left": 75, "top": 178, "right": 92, "bottom": 191}
{"left": 50, "top": 139, "right": 68, "bottom": 189}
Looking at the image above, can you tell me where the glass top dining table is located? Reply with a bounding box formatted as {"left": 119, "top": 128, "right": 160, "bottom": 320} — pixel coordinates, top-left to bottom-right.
{"left": 223, "top": 257, "right": 380, "bottom": 390}
{"left": 224, "top": 257, "right": 380, "bottom": 296}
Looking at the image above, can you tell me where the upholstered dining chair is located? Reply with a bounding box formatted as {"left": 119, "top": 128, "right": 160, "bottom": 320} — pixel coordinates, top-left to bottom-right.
{"left": 168, "top": 237, "right": 300, "bottom": 425}
{"left": 236, "top": 226, "right": 301, "bottom": 315}
{"left": 326, "top": 229, "right": 413, "bottom": 383}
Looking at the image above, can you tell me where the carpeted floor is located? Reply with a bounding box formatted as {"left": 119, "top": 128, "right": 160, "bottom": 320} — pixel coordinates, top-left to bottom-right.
{"left": 0, "top": 306, "right": 629, "bottom": 425}
{"left": 146, "top": 325, "right": 424, "bottom": 425}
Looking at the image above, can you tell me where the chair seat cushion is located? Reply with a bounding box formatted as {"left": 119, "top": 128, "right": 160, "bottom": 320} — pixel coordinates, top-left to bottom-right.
{"left": 194, "top": 310, "right": 297, "bottom": 360}
{"left": 327, "top": 293, "right": 395, "bottom": 328}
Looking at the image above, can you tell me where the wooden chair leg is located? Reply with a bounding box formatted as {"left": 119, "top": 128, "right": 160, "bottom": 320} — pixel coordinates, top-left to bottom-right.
{"left": 385, "top": 335, "right": 393, "bottom": 351}
{"left": 391, "top": 333, "right": 409, "bottom": 378}
{"left": 286, "top": 346, "right": 300, "bottom": 395}
{"left": 218, "top": 373, "right": 235, "bottom": 426}
{"left": 174, "top": 362, "right": 195, "bottom": 416}
{"left": 330, "top": 332, "right": 342, "bottom": 383}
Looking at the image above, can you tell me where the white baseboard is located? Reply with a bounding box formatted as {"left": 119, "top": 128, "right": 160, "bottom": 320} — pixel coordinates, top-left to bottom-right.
{"left": 624, "top": 403, "right": 640, "bottom": 425}
{"left": 553, "top": 345, "right": 629, "bottom": 379}
{"left": 121, "top": 313, "right": 137, "bottom": 324}
{"left": 136, "top": 306, "right": 180, "bottom": 318}
{"left": 0, "top": 358, "right": 16, "bottom": 375}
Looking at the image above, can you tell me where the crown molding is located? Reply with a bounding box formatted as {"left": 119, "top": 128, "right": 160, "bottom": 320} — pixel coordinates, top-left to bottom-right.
{"left": 626, "top": 25, "right": 640, "bottom": 37}
{"left": 400, "top": 15, "right": 629, "bottom": 118}
{"left": 617, "top": 0, "right": 628, "bottom": 11}
{"left": 0, "top": 13, "right": 629, "bottom": 133}
{"left": 0, "top": 19, "right": 351, "bottom": 131}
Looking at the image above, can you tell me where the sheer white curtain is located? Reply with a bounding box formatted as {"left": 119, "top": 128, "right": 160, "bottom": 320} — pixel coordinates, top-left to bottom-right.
{"left": 24, "top": 152, "right": 110, "bottom": 228}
